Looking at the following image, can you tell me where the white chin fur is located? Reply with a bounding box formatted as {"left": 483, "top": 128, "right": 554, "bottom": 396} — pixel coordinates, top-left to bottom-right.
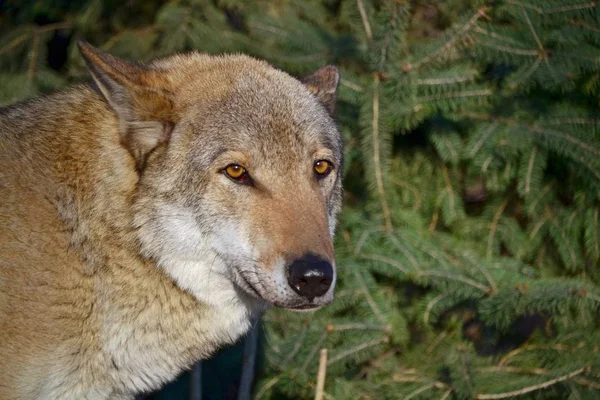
{"left": 138, "top": 205, "right": 248, "bottom": 308}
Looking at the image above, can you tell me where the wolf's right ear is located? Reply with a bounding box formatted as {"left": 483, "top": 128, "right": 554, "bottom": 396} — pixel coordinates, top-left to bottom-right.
{"left": 78, "top": 41, "right": 175, "bottom": 171}
{"left": 301, "top": 65, "right": 340, "bottom": 116}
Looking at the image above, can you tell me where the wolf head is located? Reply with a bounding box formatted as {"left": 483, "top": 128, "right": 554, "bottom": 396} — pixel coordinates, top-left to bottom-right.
{"left": 79, "top": 42, "right": 342, "bottom": 311}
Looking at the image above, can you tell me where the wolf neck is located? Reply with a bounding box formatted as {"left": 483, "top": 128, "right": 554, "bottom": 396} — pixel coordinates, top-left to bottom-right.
{"left": 97, "top": 251, "right": 258, "bottom": 394}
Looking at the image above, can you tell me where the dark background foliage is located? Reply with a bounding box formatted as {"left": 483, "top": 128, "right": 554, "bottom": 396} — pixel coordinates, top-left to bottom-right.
{"left": 2, "top": 0, "right": 600, "bottom": 398}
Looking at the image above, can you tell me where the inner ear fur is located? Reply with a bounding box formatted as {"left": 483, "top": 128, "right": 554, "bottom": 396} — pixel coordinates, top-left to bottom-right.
{"left": 301, "top": 65, "right": 340, "bottom": 115}
{"left": 78, "top": 41, "right": 175, "bottom": 171}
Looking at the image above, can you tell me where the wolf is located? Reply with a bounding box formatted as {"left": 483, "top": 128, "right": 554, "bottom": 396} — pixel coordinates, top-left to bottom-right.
{"left": 0, "top": 42, "right": 342, "bottom": 399}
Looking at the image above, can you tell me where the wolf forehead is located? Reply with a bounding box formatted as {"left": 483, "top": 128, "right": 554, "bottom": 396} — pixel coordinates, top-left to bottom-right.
{"left": 153, "top": 53, "right": 342, "bottom": 161}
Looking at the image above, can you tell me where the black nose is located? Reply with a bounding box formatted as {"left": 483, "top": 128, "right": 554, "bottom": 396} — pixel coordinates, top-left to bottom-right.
{"left": 287, "top": 254, "right": 334, "bottom": 301}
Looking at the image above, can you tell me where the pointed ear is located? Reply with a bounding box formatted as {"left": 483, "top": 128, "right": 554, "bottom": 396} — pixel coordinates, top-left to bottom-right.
{"left": 301, "top": 65, "right": 340, "bottom": 115}
{"left": 78, "top": 41, "right": 175, "bottom": 171}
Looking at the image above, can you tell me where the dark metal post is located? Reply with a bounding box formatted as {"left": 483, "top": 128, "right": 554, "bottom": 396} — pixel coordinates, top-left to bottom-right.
{"left": 237, "top": 318, "right": 261, "bottom": 400}
{"left": 190, "top": 361, "right": 202, "bottom": 400}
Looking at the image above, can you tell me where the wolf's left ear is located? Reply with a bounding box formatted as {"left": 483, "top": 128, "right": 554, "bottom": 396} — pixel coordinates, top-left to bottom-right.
{"left": 78, "top": 41, "right": 175, "bottom": 171}
{"left": 301, "top": 66, "right": 340, "bottom": 116}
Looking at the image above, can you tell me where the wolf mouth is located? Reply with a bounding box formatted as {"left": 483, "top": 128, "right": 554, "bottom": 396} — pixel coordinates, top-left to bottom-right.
{"left": 234, "top": 269, "right": 263, "bottom": 299}
{"left": 234, "top": 269, "right": 320, "bottom": 310}
{"left": 287, "top": 304, "right": 320, "bottom": 310}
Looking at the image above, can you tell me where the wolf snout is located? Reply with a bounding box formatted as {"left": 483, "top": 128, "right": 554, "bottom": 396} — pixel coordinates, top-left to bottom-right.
{"left": 286, "top": 254, "right": 334, "bottom": 301}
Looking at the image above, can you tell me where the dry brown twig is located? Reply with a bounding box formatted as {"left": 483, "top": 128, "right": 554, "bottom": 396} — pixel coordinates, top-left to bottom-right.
{"left": 314, "top": 349, "right": 328, "bottom": 400}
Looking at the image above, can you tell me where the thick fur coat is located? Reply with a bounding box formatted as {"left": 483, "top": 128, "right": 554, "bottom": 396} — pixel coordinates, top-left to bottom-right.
{"left": 0, "top": 43, "right": 342, "bottom": 399}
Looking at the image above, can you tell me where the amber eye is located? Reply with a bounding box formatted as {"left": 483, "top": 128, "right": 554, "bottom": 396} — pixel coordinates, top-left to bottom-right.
{"left": 314, "top": 160, "right": 332, "bottom": 178}
{"left": 224, "top": 164, "right": 249, "bottom": 183}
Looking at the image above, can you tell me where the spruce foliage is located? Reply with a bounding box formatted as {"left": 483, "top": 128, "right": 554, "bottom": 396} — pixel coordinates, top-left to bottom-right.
{"left": 1, "top": 0, "right": 599, "bottom": 398}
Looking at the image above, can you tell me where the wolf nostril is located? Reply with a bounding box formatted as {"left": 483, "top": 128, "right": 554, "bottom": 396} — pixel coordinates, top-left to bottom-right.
{"left": 287, "top": 254, "right": 334, "bottom": 301}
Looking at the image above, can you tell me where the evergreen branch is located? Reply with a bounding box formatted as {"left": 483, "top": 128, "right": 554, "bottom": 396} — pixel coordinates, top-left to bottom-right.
{"left": 323, "top": 392, "right": 335, "bottom": 400}
{"left": 327, "top": 337, "right": 387, "bottom": 366}
{"left": 301, "top": 333, "right": 327, "bottom": 372}
{"left": 360, "top": 349, "right": 396, "bottom": 379}
{"left": 566, "top": 209, "right": 580, "bottom": 232}
{"left": 424, "top": 293, "right": 449, "bottom": 325}
{"left": 487, "top": 200, "right": 509, "bottom": 260}
{"left": 524, "top": 146, "right": 538, "bottom": 195}
{"left": 391, "top": 178, "right": 421, "bottom": 210}
{"left": 509, "top": 56, "right": 543, "bottom": 88}
{"left": 371, "top": 76, "right": 393, "bottom": 232}
{"left": 280, "top": 324, "right": 308, "bottom": 366}
{"left": 528, "top": 183, "right": 554, "bottom": 217}
{"left": 0, "top": 33, "right": 30, "bottom": 57}
{"left": 481, "top": 156, "right": 493, "bottom": 173}
{"left": 518, "top": 6, "right": 561, "bottom": 83}
{"left": 353, "top": 269, "right": 387, "bottom": 324}
{"left": 404, "top": 382, "right": 437, "bottom": 400}
{"left": 410, "top": 7, "right": 487, "bottom": 70}
{"left": 418, "top": 270, "right": 490, "bottom": 293}
{"left": 269, "top": 52, "right": 330, "bottom": 63}
{"left": 479, "top": 42, "right": 539, "bottom": 56}
{"left": 465, "top": 256, "right": 498, "bottom": 294}
{"left": 36, "top": 21, "right": 73, "bottom": 33}
{"left": 356, "top": 0, "right": 373, "bottom": 41}
{"left": 341, "top": 79, "right": 364, "bottom": 92}
{"left": 247, "top": 22, "right": 290, "bottom": 38}
{"left": 529, "top": 214, "right": 549, "bottom": 240}
{"left": 387, "top": 234, "right": 421, "bottom": 270}
{"left": 354, "top": 226, "right": 386, "bottom": 254}
{"left": 390, "top": 374, "right": 425, "bottom": 383}
{"left": 377, "top": 2, "right": 402, "bottom": 72}
{"left": 574, "top": 378, "right": 600, "bottom": 390}
{"left": 474, "top": 366, "right": 590, "bottom": 399}
{"left": 426, "top": 331, "right": 448, "bottom": 354}
{"left": 574, "top": 155, "right": 600, "bottom": 181}
{"left": 442, "top": 166, "right": 457, "bottom": 221}
{"left": 568, "top": 19, "right": 600, "bottom": 35}
{"left": 479, "top": 366, "right": 548, "bottom": 375}
{"left": 26, "top": 33, "right": 40, "bottom": 87}
{"left": 415, "top": 76, "right": 475, "bottom": 86}
{"left": 505, "top": 1, "right": 599, "bottom": 14}
{"left": 255, "top": 377, "right": 280, "bottom": 400}
{"left": 479, "top": 366, "right": 600, "bottom": 389}
{"left": 545, "top": 118, "right": 600, "bottom": 125}
{"left": 478, "top": 366, "right": 600, "bottom": 389}
{"left": 329, "top": 323, "right": 388, "bottom": 332}
{"left": 397, "top": 231, "right": 450, "bottom": 268}
{"left": 461, "top": 112, "right": 600, "bottom": 158}
{"left": 102, "top": 25, "right": 158, "bottom": 50}
{"left": 545, "top": 2, "right": 599, "bottom": 15}
{"left": 499, "top": 344, "right": 573, "bottom": 366}
{"left": 520, "top": 7, "right": 544, "bottom": 54}
{"left": 429, "top": 210, "right": 439, "bottom": 232}
{"left": 592, "top": 209, "right": 599, "bottom": 261}
{"left": 550, "top": 219, "right": 578, "bottom": 267}
{"left": 0, "top": 21, "right": 74, "bottom": 58}
{"left": 473, "top": 26, "right": 521, "bottom": 45}
{"left": 506, "top": 0, "right": 542, "bottom": 13}
{"left": 418, "top": 89, "right": 493, "bottom": 103}
{"left": 469, "top": 122, "right": 499, "bottom": 157}
{"left": 360, "top": 253, "right": 410, "bottom": 274}
{"left": 587, "top": 292, "right": 600, "bottom": 303}
{"left": 440, "top": 388, "right": 453, "bottom": 400}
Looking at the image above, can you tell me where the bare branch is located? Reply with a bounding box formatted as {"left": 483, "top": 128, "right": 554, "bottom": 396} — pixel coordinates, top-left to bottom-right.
{"left": 314, "top": 349, "right": 328, "bottom": 400}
